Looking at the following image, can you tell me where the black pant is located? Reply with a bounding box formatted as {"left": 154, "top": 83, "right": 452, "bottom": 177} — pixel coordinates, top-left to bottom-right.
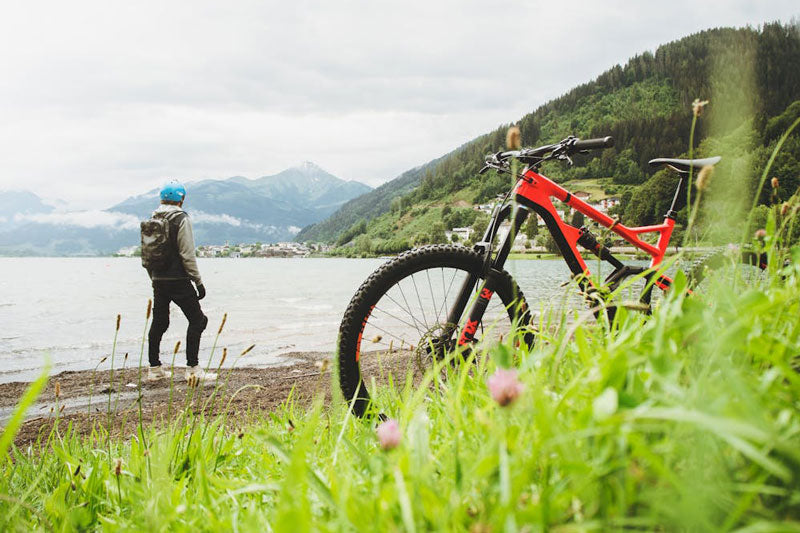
{"left": 148, "top": 280, "right": 208, "bottom": 367}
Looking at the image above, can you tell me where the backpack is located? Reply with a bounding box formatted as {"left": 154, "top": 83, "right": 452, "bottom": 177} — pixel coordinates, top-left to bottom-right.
{"left": 140, "top": 211, "right": 182, "bottom": 271}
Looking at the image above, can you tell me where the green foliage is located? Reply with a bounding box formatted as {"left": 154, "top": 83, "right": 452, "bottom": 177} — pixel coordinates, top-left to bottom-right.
{"left": 536, "top": 233, "right": 562, "bottom": 255}
{"left": 443, "top": 207, "right": 478, "bottom": 230}
{"left": 354, "top": 234, "right": 373, "bottom": 255}
{"left": 624, "top": 170, "right": 681, "bottom": 225}
{"left": 524, "top": 216, "right": 539, "bottom": 240}
{"left": 336, "top": 219, "right": 368, "bottom": 246}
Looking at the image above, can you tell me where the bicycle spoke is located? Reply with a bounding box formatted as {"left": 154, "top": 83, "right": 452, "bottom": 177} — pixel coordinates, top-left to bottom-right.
{"left": 436, "top": 267, "right": 461, "bottom": 325}
{"left": 383, "top": 291, "right": 426, "bottom": 335}
{"left": 396, "top": 281, "right": 427, "bottom": 332}
{"left": 410, "top": 273, "right": 429, "bottom": 327}
{"left": 372, "top": 304, "right": 424, "bottom": 333}
{"left": 426, "top": 268, "right": 441, "bottom": 325}
{"left": 362, "top": 320, "right": 414, "bottom": 348}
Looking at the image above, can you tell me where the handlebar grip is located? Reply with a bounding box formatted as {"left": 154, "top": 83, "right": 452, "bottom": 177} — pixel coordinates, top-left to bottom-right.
{"left": 573, "top": 136, "right": 614, "bottom": 151}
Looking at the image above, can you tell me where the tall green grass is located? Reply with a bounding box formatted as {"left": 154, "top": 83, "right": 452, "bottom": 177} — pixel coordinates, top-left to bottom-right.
{"left": 1, "top": 251, "right": 798, "bottom": 530}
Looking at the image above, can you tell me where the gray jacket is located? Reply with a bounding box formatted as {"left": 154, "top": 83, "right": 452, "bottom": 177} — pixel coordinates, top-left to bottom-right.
{"left": 149, "top": 204, "right": 202, "bottom": 285}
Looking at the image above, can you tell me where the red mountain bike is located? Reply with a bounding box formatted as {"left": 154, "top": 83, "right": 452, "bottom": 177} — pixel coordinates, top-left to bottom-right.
{"left": 337, "top": 136, "right": 767, "bottom": 416}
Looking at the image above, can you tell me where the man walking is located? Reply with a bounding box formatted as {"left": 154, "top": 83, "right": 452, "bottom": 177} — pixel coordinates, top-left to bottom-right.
{"left": 143, "top": 180, "right": 217, "bottom": 384}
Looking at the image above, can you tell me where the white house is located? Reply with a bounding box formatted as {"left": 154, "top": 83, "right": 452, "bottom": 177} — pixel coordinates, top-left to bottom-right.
{"left": 449, "top": 227, "right": 473, "bottom": 242}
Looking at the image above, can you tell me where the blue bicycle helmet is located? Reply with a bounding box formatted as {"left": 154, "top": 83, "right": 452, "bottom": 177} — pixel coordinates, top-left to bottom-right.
{"left": 160, "top": 180, "right": 186, "bottom": 203}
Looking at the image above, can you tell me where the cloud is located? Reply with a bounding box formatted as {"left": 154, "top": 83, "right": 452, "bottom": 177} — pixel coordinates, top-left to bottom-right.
{"left": 0, "top": 1, "right": 797, "bottom": 208}
{"left": 13, "top": 210, "right": 140, "bottom": 230}
{"left": 191, "top": 211, "right": 243, "bottom": 226}
{"left": 190, "top": 210, "right": 280, "bottom": 234}
{"left": 11, "top": 207, "right": 290, "bottom": 239}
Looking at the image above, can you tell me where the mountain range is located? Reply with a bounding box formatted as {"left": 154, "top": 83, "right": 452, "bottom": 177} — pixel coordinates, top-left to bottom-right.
{"left": 0, "top": 162, "right": 370, "bottom": 256}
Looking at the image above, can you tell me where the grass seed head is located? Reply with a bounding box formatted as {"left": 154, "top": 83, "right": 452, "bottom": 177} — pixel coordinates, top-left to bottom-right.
{"left": 771, "top": 177, "right": 780, "bottom": 189}
{"left": 506, "top": 126, "right": 522, "bottom": 150}
{"left": 781, "top": 202, "right": 790, "bottom": 216}
{"left": 240, "top": 344, "right": 255, "bottom": 356}
{"left": 115, "top": 314, "right": 121, "bottom": 331}
{"left": 220, "top": 347, "right": 228, "bottom": 367}
{"left": 55, "top": 381, "right": 61, "bottom": 399}
{"left": 173, "top": 341, "right": 181, "bottom": 354}
{"left": 692, "top": 98, "right": 709, "bottom": 117}
{"left": 696, "top": 165, "right": 714, "bottom": 191}
{"left": 218, "top": 313, "right": 228, "bottom": 334}
{"left": 754, "top": 228, "right": 767, "bottom": 240}
{"left": 114, "top": 458, "right": 122, "bottom": 476}
{"left": 146, "top": 299, "right": 152, "bottom": 320}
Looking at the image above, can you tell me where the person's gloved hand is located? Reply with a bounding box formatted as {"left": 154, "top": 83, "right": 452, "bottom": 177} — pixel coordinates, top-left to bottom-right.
{"left": 196, "top": 283, "right": 206, "bottom": 300}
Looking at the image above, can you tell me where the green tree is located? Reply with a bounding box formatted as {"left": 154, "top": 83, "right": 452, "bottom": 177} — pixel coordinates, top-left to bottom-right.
{"left": 430, "top": 222, "right": 447, "bottom": 243}
{"left": 354, "top": 234, "right": 373, "bottom": 255}
{"left": 471, "top": 215, "right": 490, "bottom": 241}
{"left": 524, "top": 216, "right": 539, "bottom": 240}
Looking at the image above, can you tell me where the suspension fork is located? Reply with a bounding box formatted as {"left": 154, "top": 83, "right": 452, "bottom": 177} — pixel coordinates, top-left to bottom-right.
{"left": 445, "top": 205, "right": 529, "bottom": 346}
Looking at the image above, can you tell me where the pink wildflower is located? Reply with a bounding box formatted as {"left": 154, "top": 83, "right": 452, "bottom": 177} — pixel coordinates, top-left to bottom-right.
{"left": 487, "top": 368, "right": 524, "bottom": 407}
{"left": 376, "top": 418, "right": 402, "bottom": 450}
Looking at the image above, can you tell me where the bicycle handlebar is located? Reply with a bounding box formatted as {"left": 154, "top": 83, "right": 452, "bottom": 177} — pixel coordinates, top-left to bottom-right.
{"left": 572, "top": 136, "right": 614, "bottom": 151}
{"left": 481, "top": 135, "right": 614, "bottom": 174}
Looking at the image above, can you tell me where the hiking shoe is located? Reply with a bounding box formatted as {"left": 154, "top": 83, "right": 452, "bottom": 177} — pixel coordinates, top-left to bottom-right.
{"left": 147, "top": 366, "right": 173, "bottom": 382}
{"left": 185, "top": 366, "right": 217, "bottom": 385}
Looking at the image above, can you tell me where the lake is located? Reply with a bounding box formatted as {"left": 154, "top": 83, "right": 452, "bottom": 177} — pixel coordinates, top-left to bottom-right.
{"left": 0, "top": 256, "right": 605, "bottom": 383}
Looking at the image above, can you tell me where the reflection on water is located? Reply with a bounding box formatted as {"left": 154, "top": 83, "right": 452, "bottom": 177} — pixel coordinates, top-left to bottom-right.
{"left": 0, "top": 256, "right": 649, "bottom": 383}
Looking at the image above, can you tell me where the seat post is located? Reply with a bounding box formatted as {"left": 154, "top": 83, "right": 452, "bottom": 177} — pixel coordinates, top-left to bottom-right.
{"left": 665, "top": 174, "right": 685, "bottom": 220}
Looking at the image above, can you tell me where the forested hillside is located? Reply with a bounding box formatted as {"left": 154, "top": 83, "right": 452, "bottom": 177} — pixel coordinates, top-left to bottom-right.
{"left": 300, "top": 23, "right": 800, "bottom": 251}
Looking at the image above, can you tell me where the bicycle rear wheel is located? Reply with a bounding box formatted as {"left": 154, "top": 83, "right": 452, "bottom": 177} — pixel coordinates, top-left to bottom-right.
{"left": 337, "top": 244, "right": 533, "bottom": 416}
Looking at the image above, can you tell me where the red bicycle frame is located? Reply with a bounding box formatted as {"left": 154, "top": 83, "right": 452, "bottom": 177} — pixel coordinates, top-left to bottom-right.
{"left": 513, "top": 166, "right": 676, "bottom": 290}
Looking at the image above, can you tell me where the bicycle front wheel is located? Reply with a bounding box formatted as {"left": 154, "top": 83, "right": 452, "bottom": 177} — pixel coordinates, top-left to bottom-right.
{"left": 337, "top": 244, "right": 533, "bottom": 416}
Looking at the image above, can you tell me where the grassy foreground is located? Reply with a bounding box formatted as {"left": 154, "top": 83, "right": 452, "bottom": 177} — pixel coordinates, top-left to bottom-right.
{"left": 1, "top": 252, "right": 800, "bottom": 531}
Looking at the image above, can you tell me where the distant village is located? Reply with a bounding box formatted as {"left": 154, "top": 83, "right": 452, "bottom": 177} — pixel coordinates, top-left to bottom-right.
{"left": 116, "top": 241, "right": 330, "bottom": 258}
{"left": 195, "top": 242, "right": 329, "bottom": 258}
{"left": 115, "top": 192, "right": 621, "bottom": 257}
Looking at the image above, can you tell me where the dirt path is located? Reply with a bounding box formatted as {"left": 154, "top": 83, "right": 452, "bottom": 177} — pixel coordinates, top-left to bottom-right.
{"left": 0, "top": 352, "right": 335, "bottom": 447}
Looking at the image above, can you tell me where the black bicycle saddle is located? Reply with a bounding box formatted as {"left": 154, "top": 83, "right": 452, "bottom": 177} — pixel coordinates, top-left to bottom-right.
{"left": 648, "top": 156, "right": 721, "bottom": 174}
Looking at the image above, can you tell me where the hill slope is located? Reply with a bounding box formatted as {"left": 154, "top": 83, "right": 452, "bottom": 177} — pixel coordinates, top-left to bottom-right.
{"left": 300, "top": 23, "right": 800, "bottom": 249}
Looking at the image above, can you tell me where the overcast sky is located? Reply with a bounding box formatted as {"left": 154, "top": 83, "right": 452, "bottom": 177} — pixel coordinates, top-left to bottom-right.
{"left": 0, "top": 1, "right": 797, "bottom": 209}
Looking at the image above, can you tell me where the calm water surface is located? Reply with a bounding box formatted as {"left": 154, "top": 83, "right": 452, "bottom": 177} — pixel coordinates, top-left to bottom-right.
{"left": 0, "top": 257, "right": 603, "bottom": 383}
